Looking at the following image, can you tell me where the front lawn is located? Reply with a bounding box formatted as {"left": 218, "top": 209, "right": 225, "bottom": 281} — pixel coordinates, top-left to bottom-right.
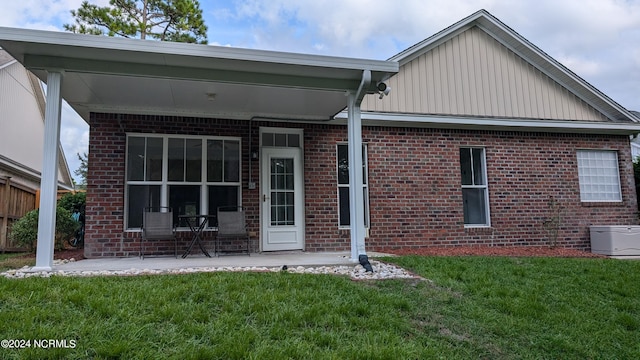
{"left": 1, "top": 256, "right": 638, "bottom": 359}
{"left": 0, "top": 253, "right": 33, "bottom": 272}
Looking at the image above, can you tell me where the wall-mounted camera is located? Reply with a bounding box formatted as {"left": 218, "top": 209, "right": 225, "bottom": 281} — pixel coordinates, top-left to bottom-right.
{"left": 377, "top": 81, "right": 391, "bottom": 99}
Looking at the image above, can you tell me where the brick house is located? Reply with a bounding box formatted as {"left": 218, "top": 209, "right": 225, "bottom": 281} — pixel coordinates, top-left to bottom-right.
{"left": 1, "top": 10, "right": 638, "bottom": 266}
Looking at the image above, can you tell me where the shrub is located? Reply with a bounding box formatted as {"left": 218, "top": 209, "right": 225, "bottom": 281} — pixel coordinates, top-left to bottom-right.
{"left": 54, "top": 207, "right": 80, "bottom": 250}
{"left": 9, "top": 210, "right": 39, "bottom": 252}
{"left": 58, "top": 191, "right": 86, "bottom": 213}
{"left": 10, "top": 207, "right": 80, "bottom": 252}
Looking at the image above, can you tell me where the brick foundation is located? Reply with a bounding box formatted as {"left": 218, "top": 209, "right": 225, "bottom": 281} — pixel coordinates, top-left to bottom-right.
{"left": 84, "top": 113, "right": 638, "bottom": 257}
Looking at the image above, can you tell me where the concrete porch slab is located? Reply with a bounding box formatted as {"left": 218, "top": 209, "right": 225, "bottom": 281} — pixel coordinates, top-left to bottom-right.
{"left": 53, "top": 251, "right": 393, "bottom": 272}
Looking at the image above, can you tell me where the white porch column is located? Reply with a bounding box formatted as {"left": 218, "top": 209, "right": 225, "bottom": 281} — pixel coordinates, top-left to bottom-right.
{"left": 33, "top": 71, "right": 63, "bottom": 271}
{"left": 348, "top": 70, "right": 371, "bottom": 261}
{"left": 347, "top": 94, "right": 366, "bottom": 260}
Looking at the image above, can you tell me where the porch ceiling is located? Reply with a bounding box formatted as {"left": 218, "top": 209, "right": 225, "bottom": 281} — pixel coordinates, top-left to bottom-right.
{"left": 0, "top": 27, "right": 398, "bottom": 122}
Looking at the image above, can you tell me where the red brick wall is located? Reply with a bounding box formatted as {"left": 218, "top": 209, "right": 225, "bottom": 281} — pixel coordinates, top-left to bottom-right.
{"left": 85, "top": 113, "right": 638, "bottom": 257}
{"left": 363, "top": 128, "right": 637, "bottom": 251}
{"left": 85, "top": 113, "right": 260, "bottom": 257}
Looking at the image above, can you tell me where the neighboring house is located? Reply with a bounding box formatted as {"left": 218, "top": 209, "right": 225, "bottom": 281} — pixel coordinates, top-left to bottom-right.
{"left": 630, "top": 111, "right": 640, "bottom": 160}
{"left": 632, "top": 142, "right": 640, "bottom": 161}
{"left": 1, "top": 10, "right": 639, "bottom": 264}
{"left": 0, "top": 49, "right": 74, "bottom": 250}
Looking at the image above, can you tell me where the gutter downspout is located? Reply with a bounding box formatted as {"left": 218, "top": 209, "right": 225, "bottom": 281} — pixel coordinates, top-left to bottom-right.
{"left": 348, "top": 70, "right": 370, "bottom": 267}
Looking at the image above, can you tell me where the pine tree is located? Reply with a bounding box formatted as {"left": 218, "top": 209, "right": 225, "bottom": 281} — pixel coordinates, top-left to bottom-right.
{"left": 64, "top": 0, "right": 208, "bottom": 44}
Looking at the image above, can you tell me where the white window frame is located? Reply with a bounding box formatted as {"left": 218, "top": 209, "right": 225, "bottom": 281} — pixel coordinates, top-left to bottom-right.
{"left": 260, "top": 127, "right": 303, "bottom": 149}
{"left": 460, "top": 147, "right": 491, "bottom": 227}
{"left": 576, "top": 150, "right": 622, "bottom": 202}
{"left": 337, "top": 143, "right": 370, "bottom": 229}
{"left": 124, "top": 133, "right": 242, "bottom": 230}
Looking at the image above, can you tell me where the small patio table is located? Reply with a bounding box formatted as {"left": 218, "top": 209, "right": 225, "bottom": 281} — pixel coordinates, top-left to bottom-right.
{"left": 179, "top": 214, "right": 215, "bottom": 258}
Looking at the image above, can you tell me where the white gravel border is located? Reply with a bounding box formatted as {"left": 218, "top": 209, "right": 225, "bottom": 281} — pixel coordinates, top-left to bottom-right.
{"left": 1, "top": 259, "right": 421, "bottom": 280}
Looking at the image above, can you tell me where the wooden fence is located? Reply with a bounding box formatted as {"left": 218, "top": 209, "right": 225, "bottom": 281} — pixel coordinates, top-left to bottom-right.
{"left": 34, "top": 189, "right": 80, "bottom": 209}
{"left": 0, "top": 177, "right": 37, "bottom": 251}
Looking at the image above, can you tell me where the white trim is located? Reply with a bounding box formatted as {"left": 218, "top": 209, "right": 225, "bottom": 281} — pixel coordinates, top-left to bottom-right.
{"left": 34, "top": 71, "right": 62, "bottom": 271}
{"left": 460, "top": 147, "right": 491, "bottom": 227}
{"left": 0, "top": 26, "right": 397, "bottom": 98}
{"left": 387, "top": 10, "right": 637, "bottom": 123}
{"left": 259, "top": 127, "right": 304, "bottom": 149}
{"left": 0, "top": 58, "right": 16, "bottom": 70}
{"left": 336, "top": 143, "right": 370, "bottom": 230}
{"left": 0, "top": 26, "right": 397, "bottom": 73}
{"left": 576, "top": 150, "right": 622, "bottom": 203}
{"left": 259, "top": 127, "right": 305, "bottom": 252}
{"left": 630, "top": 142, "right": 640, "bottom": 160}
{"left": 347, "top": 89, "right": 368, "bottom": 260}
{"left": 0, "top": 155, "right": 73, "bottom": 191}
{"left": 333, "top": 111, "right": 640, "bottom": 135}
{"left": 0, "top": 27, "right": 397, "bottom": 123}
{"left": 124, "top": 133, "right": 242, "bottom": 230}
{"left": 260, "top": 144, "right": 305, "bottom": 251}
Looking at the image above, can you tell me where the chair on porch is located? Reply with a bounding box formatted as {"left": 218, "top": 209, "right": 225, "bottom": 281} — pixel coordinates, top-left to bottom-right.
{"left": 216, "top": 206, "right": 250, "bottom": 255}
{"left": 140, "top": 206, "right": 177, "bottom": 259}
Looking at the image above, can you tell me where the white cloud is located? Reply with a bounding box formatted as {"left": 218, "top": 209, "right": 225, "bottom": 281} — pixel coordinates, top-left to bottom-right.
{"left": 0, "top": 1, "right": 103, "bottom": 183}
{"left": 224, "top": 0, "right": 640, "bottom": 109}
{"left": 2, "top": 0, "right": 639, "bottom": 128}
{"left": 0, "top": 0, "right": 110, "bottom": 30}
{"left": 208, "top": 41, "right": 233, "bottom": 47}
{"left": 557, "top": 56, "right": 602, "bottom": 78}
{"left": 60, "top": 102, "right": 88, "bottom": 183}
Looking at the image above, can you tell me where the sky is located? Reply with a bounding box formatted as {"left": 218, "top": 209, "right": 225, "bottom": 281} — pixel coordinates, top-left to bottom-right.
{"left": 0, "top": 0, "right": 639, "bottom": 183}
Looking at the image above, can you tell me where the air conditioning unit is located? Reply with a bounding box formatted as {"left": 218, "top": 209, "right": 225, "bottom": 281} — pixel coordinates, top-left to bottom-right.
{"left": 589, "top": 226, "right": 640, "bottom": 256}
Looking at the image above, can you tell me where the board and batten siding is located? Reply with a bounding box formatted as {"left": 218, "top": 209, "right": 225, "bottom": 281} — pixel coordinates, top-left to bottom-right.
{"left": 362, "top": 26, "right": 609, "bottom": 122}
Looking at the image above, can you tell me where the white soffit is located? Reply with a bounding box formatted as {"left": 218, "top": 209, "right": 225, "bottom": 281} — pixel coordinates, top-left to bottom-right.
{"left": 0, "top": 27, "right": 398, "bottom": 121}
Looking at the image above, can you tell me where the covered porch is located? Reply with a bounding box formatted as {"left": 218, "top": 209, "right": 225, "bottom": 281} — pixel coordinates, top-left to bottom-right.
{"left": 54, "top": 251, "right": 359, "bottom": 273}
{"left": 0, "top": 26, "right": 398, "bottom": 270}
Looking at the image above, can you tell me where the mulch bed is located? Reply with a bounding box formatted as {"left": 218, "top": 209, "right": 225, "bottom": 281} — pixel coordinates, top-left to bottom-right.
{"left": 381, "top": 246, "right": 606, "bottom": 258}
{"left": 54, "top": 248, "right": 85, "bottom": 260}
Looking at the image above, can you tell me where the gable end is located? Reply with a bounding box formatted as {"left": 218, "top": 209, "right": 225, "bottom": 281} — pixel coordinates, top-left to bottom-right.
{"left": 362, "top": 26, "right": 611, "bottom": 122}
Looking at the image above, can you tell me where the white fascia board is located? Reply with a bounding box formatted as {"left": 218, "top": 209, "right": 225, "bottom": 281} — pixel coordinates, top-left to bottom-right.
{"left": 0, "top": 156, "right": 41, "bottom": 181}
{"left": 334, "top": 111, "right": 640, "bottom": 135}
{"left": 389, "top": 10, "right": 486, "bottom": 63}
{"left": 0, "top": 157, "right": 72, "bottom": 190}
{"left": 73, "top": 103, "right": 336, "bottom": 122}
{"left": 387, "top": 11, "right": 636, "bottom": 123}
{"left": 472, "top": 22, "right": 638, "bottom": 123}
{"left": 0, "top": 27, "right": 397, "bottom": 75}
{"left": 0, "top": 59, "right": 16, "bottom": 70}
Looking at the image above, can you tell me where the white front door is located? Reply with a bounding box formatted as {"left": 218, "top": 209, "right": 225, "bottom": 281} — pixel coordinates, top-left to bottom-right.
{"left": 261, "top": 147, "right": 304, "bottom": 251}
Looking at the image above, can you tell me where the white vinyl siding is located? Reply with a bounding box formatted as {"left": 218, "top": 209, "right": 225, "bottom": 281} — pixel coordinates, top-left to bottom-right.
{"left": 362, "top": 27, "right": 609, "bottom": 122}
{"left": 0, "top": 63, "right": 47, "bottom": 176}
{"left": 577, "top": 150, "right": 622, "bottom": 202}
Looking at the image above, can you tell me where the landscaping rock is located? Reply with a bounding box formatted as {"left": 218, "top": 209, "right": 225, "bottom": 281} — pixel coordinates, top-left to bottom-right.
{"left": 1, "top": 260, "right": 419, "bottom": 280}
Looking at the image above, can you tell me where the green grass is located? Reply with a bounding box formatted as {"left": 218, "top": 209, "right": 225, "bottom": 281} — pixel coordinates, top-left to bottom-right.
{"left": 0, "top": 256, "right": 639, "bottom": 359}
{"left": 386, "top": 256, "right": 640, "bottom": 359}
{"left": 0, "top": 252, "right": 33, "bottom": 271}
